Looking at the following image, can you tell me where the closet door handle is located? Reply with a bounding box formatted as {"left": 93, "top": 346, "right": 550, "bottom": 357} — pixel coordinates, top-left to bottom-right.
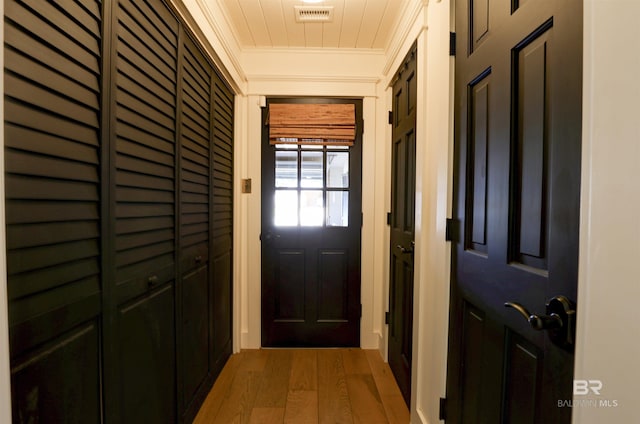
{"left": 147, "top": 275, "right": 159, "bottom": 287}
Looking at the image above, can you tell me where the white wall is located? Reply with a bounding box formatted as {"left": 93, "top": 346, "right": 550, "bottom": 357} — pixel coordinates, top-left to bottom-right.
{"left": 406, "top": 1, "right": 453, "bottom": 423}
{"left": 0, "top": 0, "right": 12, "bottom": 420}
{"left": 573, "top": 1, "right": 640, "bottom": 422}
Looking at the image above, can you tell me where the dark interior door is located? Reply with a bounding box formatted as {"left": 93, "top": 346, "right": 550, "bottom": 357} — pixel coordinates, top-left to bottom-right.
{"left": 388, "top": 44, "right": 417, "bottom": 408}
{"left": 446, "top": 0, "right": 582, "bottom": 422}
{"left": 112, "top": 0, "right": 179, "bottom": 421}
{"left": 261, "top": 98, "right": 362, "bottom": 347}
{"left": 5, "top": 1, "right": 103, "bottom": 421}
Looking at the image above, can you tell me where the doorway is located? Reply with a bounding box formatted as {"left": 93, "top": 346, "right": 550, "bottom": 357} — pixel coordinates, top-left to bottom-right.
{"left": 388, "top": 43, "right": 417, "bottom": 407}
{"left": 261, "top": 98, "right": 363, "bottom": 347}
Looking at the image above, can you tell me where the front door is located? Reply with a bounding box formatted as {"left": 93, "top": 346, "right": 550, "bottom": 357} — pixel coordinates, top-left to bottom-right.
{"left": 261, "top": 98, "right": 362, "bottom": 347}
{"left": 446, "top": 0, "right": 582, "bottom": 422}
{"left": 388, "top": 44, "right": 417, "bottom": 407}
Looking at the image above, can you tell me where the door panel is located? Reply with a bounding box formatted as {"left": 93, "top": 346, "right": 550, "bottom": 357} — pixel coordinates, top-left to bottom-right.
{"left": 113, "top": 0, "right": 178, "bottom": 421}
{"left": 4, "top": 0, "right": 103, "bottom": 421}
{"left": 179, "top": 34, "right": 213, "bottom": 418}
{"left": 181, "top": 266, "right": 209, "bottom": 406}
{"left": 261, "top": 98, "right": 362, "bottom": 347}
{"left": 118, "top": 284, "right": 176, "bottom": 424}
{"left": 388, "top": 44, "right": 417, "bottom": 407}
{"left": 210, "top": 70, "right": 234, "bottom": 375}
{"left": 447, "top": 0, "right": 582, "bottom": 421}
{"left": 318, "top": 250, "right": 349, "bottom": 321}
{"left": 11, "top": 322, "right": 101, "bottom": 423}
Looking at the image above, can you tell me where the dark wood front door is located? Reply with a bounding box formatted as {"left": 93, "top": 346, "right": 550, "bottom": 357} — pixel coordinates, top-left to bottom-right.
{"left": 388, "top": 44, "right": 417, "bottom": 408}
{"left": 446, "top": 0, "right": 582, "bottom": 422}
{"left": 261, "top": 98, "right": 362, "bottom": 347}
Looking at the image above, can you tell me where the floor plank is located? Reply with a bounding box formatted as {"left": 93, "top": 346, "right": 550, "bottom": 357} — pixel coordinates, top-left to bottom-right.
{"left": 249, "top": 407, "right": 285, "bottom": 424}
{"left": 318, "top": 350, "right": 353, "bottom": 424}
{"left": 346, "top": 374, "right": 388, "bottom": 424}
{"left": 342, "top": 348, "right": 371, "bottom": 375}
{"left": 289, "top": 349, "right": 318, "bottom": 391}
{"left": 211, "top": 369, "right": 262, "bottom": 423}
{"left": 194, "top": 349, "right": 409, "bottom": 424}
{"left": 284, "top": 390, "right": 318, "bottom": 424}
{"left": 193, "top": 352, "right": 242, "bottom": 423}
{"left": 254, "top": 349, "right": 293, "bottom": 408}
{"left": 365, "top": 350, "right": 410, "bottom": 424}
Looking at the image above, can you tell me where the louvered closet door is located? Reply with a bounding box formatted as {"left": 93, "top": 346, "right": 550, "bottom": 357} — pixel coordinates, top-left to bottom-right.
{"left": 211, "top": 71, "right": 234, "bottom": 374}
{"left": 4, "top": 0, "right": 103, "bottom": 422}
{"left": 180, "top": 34, "right": 213, "bottom": 418}
{"left": 113, "top": 0, "right": 179, "bottom": 422}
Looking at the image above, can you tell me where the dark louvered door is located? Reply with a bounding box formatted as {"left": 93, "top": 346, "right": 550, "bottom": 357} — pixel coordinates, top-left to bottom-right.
{"left": 210, "top": 71, "right": 234, "bottom": 374}
{"left": 4, "top": 0, "right": 103, "bottom": 422}
{"left": 179, "top": 33, "right": 213, "bottom": 420}
{"left": 111, "top": 0, "right": 179, "bottom": 422}
{"left": 5, "top": 0, "right": 234, "bottom": 422}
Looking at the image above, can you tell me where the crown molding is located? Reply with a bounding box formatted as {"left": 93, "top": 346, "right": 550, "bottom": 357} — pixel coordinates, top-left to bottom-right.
{"left": 246, "top": 74, "right": 381, "bottom": 84}
{"left": 172, "top": 0, "right": 248, "bottom": 93}
{"left": 383, "top": 0, "right": 427, "bottom": 76}
{"left": 243, "top": 46, "right": 387, "bottom": 57}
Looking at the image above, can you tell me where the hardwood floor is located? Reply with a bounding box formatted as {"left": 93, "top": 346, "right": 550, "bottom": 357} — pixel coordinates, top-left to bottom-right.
{"left": 194, "top": 349, "right": 410, "bottom": 423}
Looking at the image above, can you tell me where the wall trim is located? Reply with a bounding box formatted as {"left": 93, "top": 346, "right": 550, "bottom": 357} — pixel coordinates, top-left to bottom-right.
{"left": 246, "top": 74, "right": 381, "bottom": 85}
{"left": 383, "top": 0, "right": 426, "bottom": 76}
{"left": 0, "top": 1, "right": 12, "bottom": 419}
{"left": 174, "top": 0, "right": 247, "bottom": 93}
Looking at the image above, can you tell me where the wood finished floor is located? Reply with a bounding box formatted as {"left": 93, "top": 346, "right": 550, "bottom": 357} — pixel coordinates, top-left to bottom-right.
{"left": 193, "top": 349, "right": 410, "bottom": 424}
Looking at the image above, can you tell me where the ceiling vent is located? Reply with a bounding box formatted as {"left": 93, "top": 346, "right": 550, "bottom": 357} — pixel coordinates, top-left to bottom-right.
{"left": 294, "top": 6, "right": 334, "bottom": 23}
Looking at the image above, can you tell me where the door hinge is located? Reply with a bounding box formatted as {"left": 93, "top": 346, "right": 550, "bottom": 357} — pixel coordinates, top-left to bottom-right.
{"left": 360, "top": 304, "right": 363, "bottom": 318}
{"left": 386, "top": 212, "right": 392, "bottom": 226}
{"left": 439, "top": 397, "right": 447, "bottom": 421}
{"left": 361, "top": 212, "right": 364, "bottom": 227}
{"left": 388, "top": 111, "right": 393, "bottom": 124}
{"left": 449, "top": 32, "right": 456, "bottom": 56}
{"left": 445, "top": 218, "right": 456, "bottom": 242}
{"left": 385, "top": 311, "right": 390, "bottom": 325}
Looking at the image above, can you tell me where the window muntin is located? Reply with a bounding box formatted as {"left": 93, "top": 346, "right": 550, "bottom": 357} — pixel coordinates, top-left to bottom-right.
{"left": 274, "top": 144, "right": 350, "bottom": 227}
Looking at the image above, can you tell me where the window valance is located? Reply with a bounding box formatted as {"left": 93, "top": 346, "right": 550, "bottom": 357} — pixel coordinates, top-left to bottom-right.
{"left": 268, "top": 103, "right": 356, "bottom": 146}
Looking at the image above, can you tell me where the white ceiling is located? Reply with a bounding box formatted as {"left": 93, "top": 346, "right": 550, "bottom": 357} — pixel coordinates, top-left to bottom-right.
{"left": 215, "top": 0, "right": 409, "bottom": 50}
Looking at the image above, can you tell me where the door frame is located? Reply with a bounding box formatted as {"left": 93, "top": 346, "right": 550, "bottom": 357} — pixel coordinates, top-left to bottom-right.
{"left": 259, "top": 96, "right": 363, "bottom": 348}
{"left": 381, "top": 3, "right": 456, "bottom": 420}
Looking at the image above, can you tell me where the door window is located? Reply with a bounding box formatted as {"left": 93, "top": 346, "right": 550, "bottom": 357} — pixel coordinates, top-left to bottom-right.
{"left": 273, "top": 143, "right": 350, "bottom": 227}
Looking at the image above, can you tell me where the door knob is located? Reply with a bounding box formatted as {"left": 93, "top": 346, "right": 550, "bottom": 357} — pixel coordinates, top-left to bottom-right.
{"left": 260, "top": 231, "right": 280, "bottom": 242}
{"left": 504, "top": 301, "right": 562, "bottom": 330}
{"left": 504, "top": 295, "right": 576, "bottom": 351}
{"left": 396, "top": 244, "right": 413, "bottom": 254}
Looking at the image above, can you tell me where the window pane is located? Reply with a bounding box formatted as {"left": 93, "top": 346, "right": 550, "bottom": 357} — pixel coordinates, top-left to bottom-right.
{"left": 275, "top": 143, "right": 298, "bottom": 149}
{"left": 300, "top": 190, "right": 324, "bottom": 226}
{"left": 301, "top": 144, "right": 324, "bottom": 150}
{"left": 327, "top": 152, "right": 349, "bottom": 188}
{"left": 276, "top": 151, "right": 298, "bottom": 187}
{"left": 327, "top": 191, "right": 349, "bottom": 227}
{"left": 275, "top": 190, "right": 298, "bottom": 226}
{"left": 301, "top": 152, "right": 324, "bottom": 188}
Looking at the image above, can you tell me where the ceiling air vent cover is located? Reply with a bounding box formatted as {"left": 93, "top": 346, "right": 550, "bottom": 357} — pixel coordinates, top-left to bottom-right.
{"left": 294, "top": 6, "right": 334, "bottom": 23}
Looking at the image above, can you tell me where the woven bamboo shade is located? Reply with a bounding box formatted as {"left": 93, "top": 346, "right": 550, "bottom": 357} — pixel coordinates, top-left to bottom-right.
{"left": 268, "top": 103, "right": 356, "bottom": 146}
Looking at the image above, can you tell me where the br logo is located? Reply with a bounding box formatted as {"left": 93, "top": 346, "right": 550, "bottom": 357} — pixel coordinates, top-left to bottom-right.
{"left": 573, "top": 380, "right": 603, "bottom": 395}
